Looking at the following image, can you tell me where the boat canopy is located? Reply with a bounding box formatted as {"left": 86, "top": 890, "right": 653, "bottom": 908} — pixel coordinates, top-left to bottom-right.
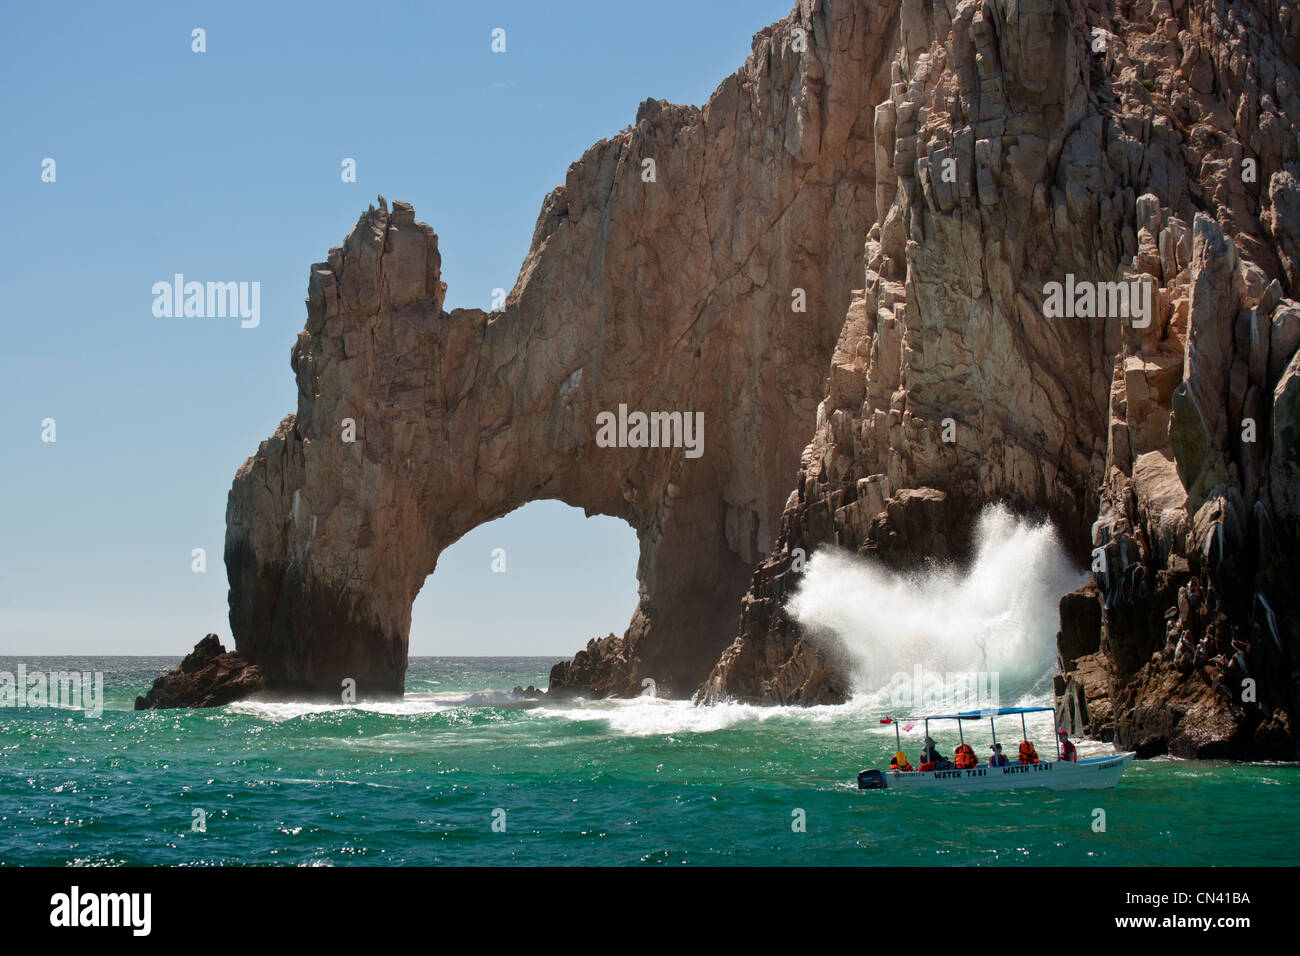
{"left": 899, "top": 706, "right": 1055, "bottom": 722}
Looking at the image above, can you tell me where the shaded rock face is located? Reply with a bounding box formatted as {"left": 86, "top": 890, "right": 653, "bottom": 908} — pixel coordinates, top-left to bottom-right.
{"left": 134, "top": 635, "right": 263, "bottom": 710}
{"left": 548, "top": 634, "right": 642, "bottom": 700}
{"left": 223, "top": 1, "right": 901, "bottom": 701}
{"left": 700, "top": 0, "right": 1300, "bottom": 758}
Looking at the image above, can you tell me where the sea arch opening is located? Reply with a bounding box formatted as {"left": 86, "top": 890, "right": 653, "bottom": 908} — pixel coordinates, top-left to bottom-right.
{"left": 409, "top": 500, "right": 640, "bottom": 668}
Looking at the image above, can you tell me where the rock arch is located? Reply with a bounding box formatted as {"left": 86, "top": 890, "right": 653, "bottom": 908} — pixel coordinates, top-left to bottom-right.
{"left": 223, "top": 3, "right": 900, "bottom": 698}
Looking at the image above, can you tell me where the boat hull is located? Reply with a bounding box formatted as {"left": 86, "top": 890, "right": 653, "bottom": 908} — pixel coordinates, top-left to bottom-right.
{"left": 857, "top": 753, "right": 1135, "bottom": 792}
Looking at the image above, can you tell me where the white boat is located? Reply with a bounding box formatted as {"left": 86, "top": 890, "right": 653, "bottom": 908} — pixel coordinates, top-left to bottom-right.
{"left": 857, "top": 706, "right": 1136, "bottom": 793}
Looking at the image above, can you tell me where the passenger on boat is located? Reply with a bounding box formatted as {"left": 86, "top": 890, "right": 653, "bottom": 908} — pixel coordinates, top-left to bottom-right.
{"left": 988, "top": 742, "right": 1010, "bottom": 767}
{"left": 890, "top": 751, "right": 913, "bottom": 772}
{"left": 954, "top": 742, "right": 977, "bottom": 769}
{"left": 1057, "top": 730, "right": 1077, "bottom": 763}
{"left": 1018, "top": 739, "right": 1040, "bottom": 764}
{"left": 920, "top": 736, "right": 949, "bottom": 769}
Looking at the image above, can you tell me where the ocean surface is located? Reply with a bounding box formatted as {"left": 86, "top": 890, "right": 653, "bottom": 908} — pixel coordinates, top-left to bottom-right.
{"left": 1, "top": 655, "right": 1296, "bottom": 867}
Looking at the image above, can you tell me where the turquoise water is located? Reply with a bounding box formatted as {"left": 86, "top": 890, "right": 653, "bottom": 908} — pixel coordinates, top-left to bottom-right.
{"left": 0, "top": 656, "right": 1296, "bottom": 866}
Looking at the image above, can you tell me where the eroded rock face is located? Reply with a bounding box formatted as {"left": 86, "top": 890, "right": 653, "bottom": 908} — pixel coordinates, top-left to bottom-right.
{"left": 221, "top": 1, "right": 901, "bottom": 700}
{"left": 700, "top": 0, "right": 1300, "bottom": 757}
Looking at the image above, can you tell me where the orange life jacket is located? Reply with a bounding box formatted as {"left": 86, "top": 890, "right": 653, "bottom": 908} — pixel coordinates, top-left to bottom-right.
{"left": 891, "top": 756, "right": 914, "bottom": 772}
{"left": 954, "top": 743, "right": 977, "bottom": 769}
{"left": 1018, "top": 740, "right": 1039, "bottom": 764}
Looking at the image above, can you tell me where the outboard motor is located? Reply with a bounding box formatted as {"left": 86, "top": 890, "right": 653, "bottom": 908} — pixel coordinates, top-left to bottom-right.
{"left": 857, "top": 769, "right": 888, "bottom": 790}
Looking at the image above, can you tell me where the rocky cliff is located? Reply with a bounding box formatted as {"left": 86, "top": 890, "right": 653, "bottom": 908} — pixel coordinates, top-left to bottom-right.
{"left": 699, "top": 0, "right": 1300, "bottom": 759}
{"left": 147, "top": 0, "right": 1300, "bottom": 760}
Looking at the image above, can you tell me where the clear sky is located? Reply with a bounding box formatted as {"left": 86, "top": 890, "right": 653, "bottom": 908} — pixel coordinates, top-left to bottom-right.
{"left": 0, "top": 0, "right": 795, "bottom": 656}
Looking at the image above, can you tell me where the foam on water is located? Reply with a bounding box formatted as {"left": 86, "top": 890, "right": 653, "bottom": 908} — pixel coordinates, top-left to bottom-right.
{"left": 227, "top": 695, "right": 458, "bottom": 721}
{"left": 787, "top": 504, "right": 1086, "bottom": 706}
{"left": 224, "top": 683, "right": 880, "bottom": 738}
{"left": 531, "top": 694, "right": 874, "bottom": 736}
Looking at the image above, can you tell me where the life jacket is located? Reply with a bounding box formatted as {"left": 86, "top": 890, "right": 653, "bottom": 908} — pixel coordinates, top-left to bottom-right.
{"left": 1018, "top": 740, "right": 1039, "bottom": 764}
{"left": 891, "top": 753, "right": 913, "bottom": 772}
{"left": 954, "top": 743, "right": 977, "bottom": 769}
{"left": 918, "top": 761, "right": 935, "bottom": 772}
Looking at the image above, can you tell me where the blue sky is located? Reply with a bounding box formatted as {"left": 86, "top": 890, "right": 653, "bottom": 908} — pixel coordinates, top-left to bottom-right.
{"left": 0, "top": 0, "right": 794, "bottom": 656}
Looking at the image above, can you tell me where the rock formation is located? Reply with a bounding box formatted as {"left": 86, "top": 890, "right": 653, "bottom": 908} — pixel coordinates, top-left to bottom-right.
{"left": 135, "top": 635, "right": 263, "bottom": 710}
{"left": 548, "top": 634, "right": 642, "bottom": 699}
{"left": 148, "top": 0, "right": 1299, "bottom": 760}
{"left": 700, "top": 0, "right": 1300, "bottom": 759}
{"left": 219, "top": 1, "right": 897, "bottom": 700}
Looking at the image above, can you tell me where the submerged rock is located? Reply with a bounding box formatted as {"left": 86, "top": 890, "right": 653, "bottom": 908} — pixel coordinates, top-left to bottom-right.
{"left": 135, "top": 635, "right": 264, "bottom": 710}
